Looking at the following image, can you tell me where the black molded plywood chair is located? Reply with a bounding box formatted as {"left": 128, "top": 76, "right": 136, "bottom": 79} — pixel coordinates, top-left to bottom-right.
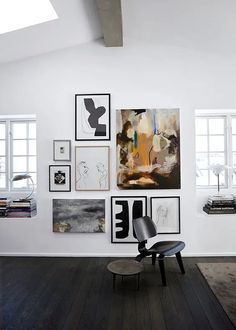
{"left": 133, "top": 216, "right": 185, "bottom": 286}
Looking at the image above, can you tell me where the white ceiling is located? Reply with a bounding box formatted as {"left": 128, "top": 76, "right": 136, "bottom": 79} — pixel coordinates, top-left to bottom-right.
{"left": 0, "top": 0, "right": 102, "bottom": 63}
{"left": 1, "top": 0, "right": 236, "bottom": 64}
{"left": 123, "top": 0, "right": 236, "bottom": 54}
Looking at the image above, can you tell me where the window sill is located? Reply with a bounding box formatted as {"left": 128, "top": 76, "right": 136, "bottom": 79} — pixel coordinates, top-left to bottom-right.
{"left": 196, "top": 211, "right": 236, "bottom": 219}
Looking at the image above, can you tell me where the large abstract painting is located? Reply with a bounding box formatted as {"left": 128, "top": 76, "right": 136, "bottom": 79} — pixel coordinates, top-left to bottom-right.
{"left": 75, "top": 93, "right": 110, "bottom": 141}
{"left": 116, "top": 109, "right": 180, "bottom": 189}
{"left": 75, "top": 146, "right": 110, "bottom": 191}
{"left": 53, "top": 199, "right": 105, "bottom": 233}
{"left": 111, "top": 196, "right": 147, "bottom": 243}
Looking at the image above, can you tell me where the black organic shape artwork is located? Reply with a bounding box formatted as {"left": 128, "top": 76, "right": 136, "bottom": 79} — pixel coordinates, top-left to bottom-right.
{"left": 75, "top": 94, "right": 110, "bottom": 141}
{"left": 84, "top": 98, "right": 106, "bottom": 136}
{"left": 111, "top": 197, "right": 147, "bottom": 243}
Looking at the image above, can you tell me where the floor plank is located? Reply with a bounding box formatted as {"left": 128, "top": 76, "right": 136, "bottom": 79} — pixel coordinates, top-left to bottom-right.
{"left": 0, "top": 256, "right": 235, "bottom": 330}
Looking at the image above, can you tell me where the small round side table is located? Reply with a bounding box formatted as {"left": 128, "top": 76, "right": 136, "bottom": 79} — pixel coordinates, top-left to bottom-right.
{"left": 107, "top": 259, "right": 144, "bottom": 291}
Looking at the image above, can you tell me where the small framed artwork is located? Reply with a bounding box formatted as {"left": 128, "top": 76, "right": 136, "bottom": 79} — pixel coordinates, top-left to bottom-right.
{"left": 53, "top": 199, "right": 105, "bottom": 233}
{"left": 75, "top": 146, "right": 110, "bottom": 191}
{"left": 75, "top": 93, "right": 110, "bottom": 141}
{"left": 111, "top": 196, "right": 147, "bottom": 243}
{"left": 53, "top": 140, "right": 71, "bottom": 161}
{"left": 49, "top": 165, "right": 71, "bottom": 192}
{"left": 150, "top": 196, "right": 180, "bottom": 234}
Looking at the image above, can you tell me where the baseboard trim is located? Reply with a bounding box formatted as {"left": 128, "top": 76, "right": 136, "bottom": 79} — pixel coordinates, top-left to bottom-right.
{"left": 0, "top": 252, "right": 235, "bottom": 257}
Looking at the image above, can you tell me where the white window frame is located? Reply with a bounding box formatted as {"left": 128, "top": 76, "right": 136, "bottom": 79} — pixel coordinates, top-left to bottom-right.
{"left": 0, "top": 115, "right": 36, "bottom": 193}
{"left": 196, "top": 109, "right": 236, "bottom": 190}
{"left": 0, "top": 120, "right": 8, "bottom": 190}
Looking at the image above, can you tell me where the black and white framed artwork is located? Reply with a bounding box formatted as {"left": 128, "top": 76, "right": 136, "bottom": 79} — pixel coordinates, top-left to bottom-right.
{"left": 111, "top": 196, "right": 147, "bottom": 243}
{"left": 49, "top": 165, "right": 71, "bottom": 192}
{"left": 75, "top": 146, "right": 110, "bottom": 191}
{"left": 150, "top": 196, "right": 180, "bottom": 234}
{"left": 75, "top": 93, "right": 110, "bottom": 141}
{"left": 53, "top": 140, "right": 71, "bottom": 161}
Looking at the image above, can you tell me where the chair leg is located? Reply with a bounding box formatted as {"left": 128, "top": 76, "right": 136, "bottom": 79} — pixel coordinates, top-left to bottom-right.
{"left": 135, "top": 253, "right": 148, "bottom": 262}
{"left": 152, "top": 253, "right": 156, "bottom": 265}
{"left": 158, "top": 255, "right": 167, "bottom": 286}
{"left": 175, "top": 252, "right": 185, "bottom": 274}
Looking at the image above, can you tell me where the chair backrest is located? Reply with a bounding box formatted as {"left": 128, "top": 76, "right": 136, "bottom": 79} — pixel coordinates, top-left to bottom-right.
{"left": 133, "top": 216, "right": 158, "bottom": 242}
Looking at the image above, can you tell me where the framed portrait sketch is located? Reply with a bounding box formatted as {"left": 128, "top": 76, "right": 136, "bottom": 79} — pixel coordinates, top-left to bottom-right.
{"left": 75, "top": 146, "right": 110, "bottom": 191}
{"left": 53, "top": 199, "right": 105, "bottom": 233}
{"left": 111, "top": 196, "right": 147, "bottom": 243}
{"left": 53, "top": 140, "right": 71, "bottom": 161}
{"left": 150, "top": 196, "right": 180, "bottom": 234}
{"left": 75, "top": 93, "right": 110, "bottom": 141}
{"left": 49, "top": 165, "right": 71, "bottom": 192}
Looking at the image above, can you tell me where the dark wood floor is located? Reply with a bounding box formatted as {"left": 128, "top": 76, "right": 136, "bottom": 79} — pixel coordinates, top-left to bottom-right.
{"left": 0, "top": 256, "right": 235, "bottom": 330}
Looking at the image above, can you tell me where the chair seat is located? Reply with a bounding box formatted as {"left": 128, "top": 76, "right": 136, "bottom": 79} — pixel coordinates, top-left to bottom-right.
{"left": 149, "top": 241, "right": 185, "bottom": 256}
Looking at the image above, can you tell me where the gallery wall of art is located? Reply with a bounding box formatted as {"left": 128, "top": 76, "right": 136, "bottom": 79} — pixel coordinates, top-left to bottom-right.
{"left": 0, "top": 39, "right": 236, "bottom": 256}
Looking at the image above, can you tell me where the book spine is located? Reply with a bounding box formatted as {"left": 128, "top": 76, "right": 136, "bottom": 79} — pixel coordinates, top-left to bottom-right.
{"left": 203, "top": 207, "right": 236, "bottom": 214}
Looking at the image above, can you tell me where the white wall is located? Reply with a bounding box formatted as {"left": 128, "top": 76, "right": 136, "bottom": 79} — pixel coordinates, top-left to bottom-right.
{"left": 0, "top": 38, "right": 236, "bottom": 256}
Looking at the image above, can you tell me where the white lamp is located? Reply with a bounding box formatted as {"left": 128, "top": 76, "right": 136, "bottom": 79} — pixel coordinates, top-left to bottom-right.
{"left": 209, "top": 164, "right": 228, "bottom": 195}
{"left": 11, "top": 174, "right": 35, "bottom": 200}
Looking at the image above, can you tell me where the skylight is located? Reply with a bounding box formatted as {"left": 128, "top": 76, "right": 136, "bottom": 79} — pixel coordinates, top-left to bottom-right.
{"left": 0, "top": 0, "right": 58, "bottom": 35}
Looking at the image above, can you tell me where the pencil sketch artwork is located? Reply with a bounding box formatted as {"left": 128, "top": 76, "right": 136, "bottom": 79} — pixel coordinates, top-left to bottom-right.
{"left": 151, "top": 197, "right": 180, "bottom": 234}
{"left": 75, "top": 94, "right": 110, "bottom": 141}
{"left": 77, "top": 161, "right": 89, "bottom": 189}
{"left": 75, "top": 147, "right": 109, "bottom": 191}
{"left": 96, "top": 162, "right": 108, "bottom": 189}
{"left": 53, "top": 199, "right": 105, "bottom": 233}
{"left": 116, "top": 109, "right": 180, "bottom": 189}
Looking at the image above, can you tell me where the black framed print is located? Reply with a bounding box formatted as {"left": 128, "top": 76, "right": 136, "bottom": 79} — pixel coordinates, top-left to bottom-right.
{"left": 75, "top": 93, "right": 111, "bottom": 141}
{"left": 53, "top": 140, "right": 71, "bottom": 161}
{"left": 150, "top": 196, "right": 180, "bottom": 234}
{"left": 111, "top": 196, "right": 147, "bottom": 243}
{"left": 49, "top": 165, "right": 71, "bottom": 192}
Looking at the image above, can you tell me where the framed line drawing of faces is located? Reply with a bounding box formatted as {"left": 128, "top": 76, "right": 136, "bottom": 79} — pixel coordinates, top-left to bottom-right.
{"left": 75, "top": 146, "right": 110, "bottom": 191}
{"left": 75, "top": 93, "right": 111, "bottom": 141}
{"left": 49, "top": 165, "right": 71, "bottom": 192}
{"left": 150, "top": 196, "right": 180, "bottom": 234}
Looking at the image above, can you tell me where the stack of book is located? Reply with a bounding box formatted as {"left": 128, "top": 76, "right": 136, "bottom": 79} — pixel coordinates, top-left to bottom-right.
{"left": 203, "top": 195, "right": 236, "bottom": 214}
{"left": 0, "top": 198, "right": 11, "bottom": 217}
{"left": 8, "top": 198, "right": 37, "bottom": 218}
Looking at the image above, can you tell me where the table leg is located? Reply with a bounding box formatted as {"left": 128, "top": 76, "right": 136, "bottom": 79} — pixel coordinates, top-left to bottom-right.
{"left": 137, "top": 273, "right": 140, "bottom": 290}
{"left": 113, "top": 274, "right": 116, "bottom": 291}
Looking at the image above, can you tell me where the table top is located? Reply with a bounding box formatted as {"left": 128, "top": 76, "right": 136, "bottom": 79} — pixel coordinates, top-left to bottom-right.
{"left": 107, "top": 259, "right": 144, "bottom": 276}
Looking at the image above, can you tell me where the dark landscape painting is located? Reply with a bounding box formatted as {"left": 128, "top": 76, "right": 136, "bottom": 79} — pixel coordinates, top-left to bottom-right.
{"left": 53, "top": 199, "right": 105, "bottom": 233}
{"left": 116, "top": 109, "right": 180, "bottom": 189}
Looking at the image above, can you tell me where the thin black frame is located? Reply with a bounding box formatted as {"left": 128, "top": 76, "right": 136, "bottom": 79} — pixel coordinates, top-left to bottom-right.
{"left": 111, "top": 196, "right": 147, "bottom": 243}
{"left": 49, "top": 165, "right": 71, "bottom": 192}
{"left": 150, "top": 196, "right": 180, "bottom": 234}
{"left": 75, "top": 145, "right": 110, "bottom": 191}
{"left": 75, "top": 93, "right": 111, "bottom": 141}
{"left": 53, "top": 140, "right": 71, "bottom": 161}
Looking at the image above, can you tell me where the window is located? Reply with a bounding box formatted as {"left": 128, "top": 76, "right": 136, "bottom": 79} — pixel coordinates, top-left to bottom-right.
{"left": 0, "top": 117, "right": 36, "bottom": 192}
{"left": 196, "top": 111, "right": 236, "bottom": 189}
{"left": 0, "top": 122, "right": 7, "bottom": 189}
